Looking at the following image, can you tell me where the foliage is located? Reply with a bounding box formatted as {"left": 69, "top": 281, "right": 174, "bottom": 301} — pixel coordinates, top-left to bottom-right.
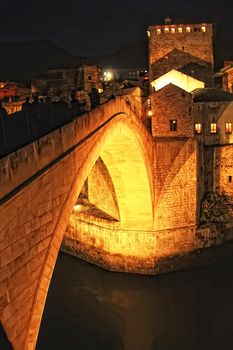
{"left": 200, "top": 192, "right": 233, "bottom": 224}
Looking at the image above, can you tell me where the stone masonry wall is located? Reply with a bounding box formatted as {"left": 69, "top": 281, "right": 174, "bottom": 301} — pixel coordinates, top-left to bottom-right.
{"left": 151, "top": 84, "right": 193, "bottom": 138}
{"left": 150, "top": 50, "right": 213, "bottom": 86}
{"left": 148, "top": 23, "right": 214, "bottom": 66}
{"left": 153, "top": 138, "right": 198, "bottom": 230}
{"left": 213, "top": 145, "right": 233, "bottom": 196}
{"left": 148, "top": 23, "right": 214, "bottom": 86}
{"left": 63, "top": 215, "right": 223, "bottom": 275}
{"left": 88, "top": 157, "right": 120, "bottom": 220}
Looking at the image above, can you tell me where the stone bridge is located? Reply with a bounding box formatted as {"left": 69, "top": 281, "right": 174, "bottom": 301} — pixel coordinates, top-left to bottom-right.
{"left": 0, "top": 91, "right": 207, "bottom": 349}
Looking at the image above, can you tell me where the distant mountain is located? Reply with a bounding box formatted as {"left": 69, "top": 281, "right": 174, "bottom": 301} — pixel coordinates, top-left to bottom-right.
{"left": 0, "top": 40, "right": 83, "bottom": 84}
{"left": 0, "top": 40, "right": 148, "bottom": 84}
{"left": 0, "top": 38, "right": 231, "bottom": 85}
{"left": 90, "top": 41, "right": 148, "bottom": 69}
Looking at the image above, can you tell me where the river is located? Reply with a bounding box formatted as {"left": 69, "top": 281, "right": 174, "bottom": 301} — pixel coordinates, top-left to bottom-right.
{"left": 36, "top": 246, "right": 233, "bottom": 350}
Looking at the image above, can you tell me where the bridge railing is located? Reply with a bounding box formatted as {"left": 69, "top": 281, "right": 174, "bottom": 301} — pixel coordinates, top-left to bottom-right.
{"left": 0, "top": 87, "right": 149, "bottom": 159}
{"left": 0, "top": 102, "right": 73, "bottom": 159}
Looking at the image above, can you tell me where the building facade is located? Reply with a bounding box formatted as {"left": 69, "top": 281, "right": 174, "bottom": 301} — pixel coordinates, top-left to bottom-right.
{"left": 147, "top": 18, "right": 233, "bottom": 223}
{"left": 218, "top": 61, "right": 233, "bottom": 93}
{"left": 0, "top": 81, "right": 29, "bottom": 114}
{"left": 148, "top": 20, "right": 215, "bottom": 87}
{"left": 31, "top": 64, "right": 102, "bottom": 102}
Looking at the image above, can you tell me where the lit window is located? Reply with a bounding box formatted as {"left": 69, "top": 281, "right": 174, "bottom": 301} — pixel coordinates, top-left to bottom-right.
{"left": 210, "top": 123, "right": 217, "bottom": 134}
{"left": 147, "top": 30, "right": 151, "bottom": 37}
{"left": 195, "top": 123, "right": 202, "bottom": 134}
{"left": 201, "top": 26, "right": 206, "bottom": 33}
{"left": 226, "top": 122, "right": 232, "bottom": 134}
{"left": 156, "top": 28, "right": 161, "bottom": 35}
{"left": 171, "top": 27, "right": 175, "bottom": 34}
{"left": 178, "top": 27, "right": 183, "bottom": 33}
{"left": 186, "top": 27, "right": 191, "bottom": 33}
{"left": 164, "top": 27, "right": 169, "bottom": 33}
{"left": 170, "top": 119, "right": 177, "bottom": 131}
{"left": 147, "top": 99, "right": 151, "bottom": 108}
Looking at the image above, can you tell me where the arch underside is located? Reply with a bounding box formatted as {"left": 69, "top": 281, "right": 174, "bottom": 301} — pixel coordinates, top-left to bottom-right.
{"left": 99, "top": 123, "right": 154, "bottom": 229}
{"left": 21, "top": 115, "right": 154, "bottom": 349}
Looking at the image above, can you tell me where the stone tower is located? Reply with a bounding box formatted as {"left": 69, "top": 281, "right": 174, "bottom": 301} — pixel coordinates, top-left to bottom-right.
{"left": 148, "top": 20, "right": 214, "bottom": 86}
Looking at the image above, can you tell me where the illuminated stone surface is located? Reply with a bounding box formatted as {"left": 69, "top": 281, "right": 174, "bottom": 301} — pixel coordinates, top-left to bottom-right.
{"left": 148, "top": 22, "right": 214, "bottom": 86}
{"left": 0, "top": 90, "right": 228, "bottom": 349}
{"left": 151, "top": 69, "right": 204, "bottom": 93}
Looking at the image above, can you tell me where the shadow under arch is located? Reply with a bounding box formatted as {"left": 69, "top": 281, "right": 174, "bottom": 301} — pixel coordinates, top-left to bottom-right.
{"left": 24, "top": 114, "right": 154, "bottom": 349}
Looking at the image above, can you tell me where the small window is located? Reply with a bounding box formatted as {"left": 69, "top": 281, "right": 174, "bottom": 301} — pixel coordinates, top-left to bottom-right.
{"left": 201, "top": 26, "right": 206, "bottom": 33}
{"left": 170, "top": 119, "right": 177, "bottom": 131}
{"left": 157, "top": 28, "right": 161, "bottom": 35}
{"left": 197, "top": 104, "right": 203, "bottom": 112}
{"left": 195, "top": 123, "right": 202, "bottom": 134}
{"left": 225, "top": 122, "right": 232, "bottom": 134}
{"left": 229, "top": 176, "right": 232, "bottom": 183}
{"left": 171, "top": 27, "right": 175, "bottom": 34}
{"left": 186, "top": 27, "right": 191, "bottom": 33}
{"left": 178, "top": 27, "right": 183, "bottom": 33}
{"left": 88, "top": 75, "right": 92, "bottom": 80}
{"left": 164, "top": 27, "right": 169, "bottom": 33}
{"left": 210, "top": 123, "right": 217, "bottom": 134}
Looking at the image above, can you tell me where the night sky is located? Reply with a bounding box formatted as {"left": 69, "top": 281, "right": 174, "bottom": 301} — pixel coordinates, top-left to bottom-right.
{"left": 1, "top": 0, "right": 233, "bottom": 56}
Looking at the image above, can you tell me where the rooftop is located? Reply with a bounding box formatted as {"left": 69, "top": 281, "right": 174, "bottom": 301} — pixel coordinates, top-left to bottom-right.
{"left": 193, "top": 88, "right": 233, "bottom": 102}
{"left": 219, "top": 64, "right": 233, "bottom": 74}
{"left": 148, "top": 18, "right": 213, "bottom": 28}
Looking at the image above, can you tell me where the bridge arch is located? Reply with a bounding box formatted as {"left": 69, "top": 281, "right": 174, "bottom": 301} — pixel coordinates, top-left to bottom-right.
{"left": 21, "top": 113, "right": 154, "bottom": 349}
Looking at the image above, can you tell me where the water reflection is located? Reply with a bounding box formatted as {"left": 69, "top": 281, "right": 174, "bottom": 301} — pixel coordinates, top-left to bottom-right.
{"left": 37, "top": 248, "right": 233, "bottom": 350}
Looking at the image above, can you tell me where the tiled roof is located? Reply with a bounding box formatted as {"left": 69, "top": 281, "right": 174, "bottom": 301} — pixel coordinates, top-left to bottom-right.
{"left": 193, "top": 88, "right": 233, "bottom": 102}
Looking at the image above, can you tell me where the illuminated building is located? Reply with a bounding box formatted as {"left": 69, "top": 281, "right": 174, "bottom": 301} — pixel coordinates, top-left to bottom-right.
{"left": 217, "top": 61, "right": 233, "bottom": 93}
{"left": 151, "top": 69, "right": 204, "bottom": 93}
{"left": 101, "top": 68, "right": 147, "bottom": 82}
{"left": 31, "top": 64, "right": 102, "bottom": 102}
{"left": 0, "top": 81, "right": 29, "bottom": 114}
{"left": 148, "top": 19, "right": 214, "bottom": 88}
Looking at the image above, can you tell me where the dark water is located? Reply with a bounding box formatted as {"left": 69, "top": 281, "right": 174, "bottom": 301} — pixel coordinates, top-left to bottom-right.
{"left": 37, "top": 248, "right": 233, "bottom": 350}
